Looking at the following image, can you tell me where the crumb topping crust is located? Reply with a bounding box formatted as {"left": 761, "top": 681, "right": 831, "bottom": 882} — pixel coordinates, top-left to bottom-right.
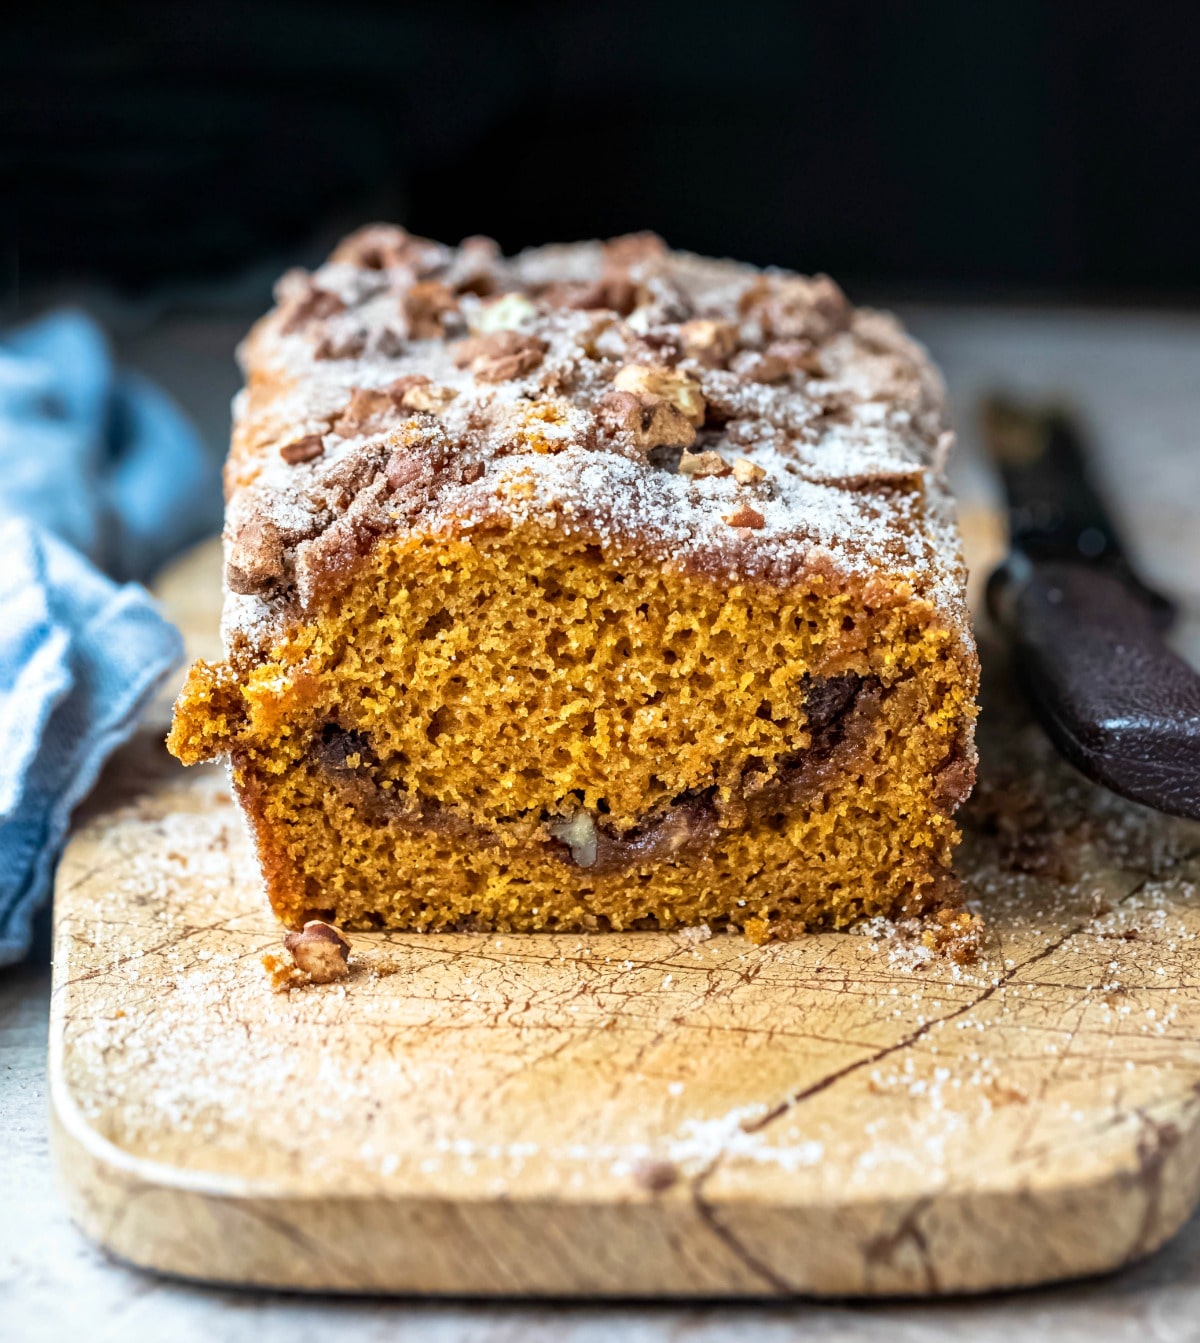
{"left": 221, "top": 226, "right": 969, "bottom": 655}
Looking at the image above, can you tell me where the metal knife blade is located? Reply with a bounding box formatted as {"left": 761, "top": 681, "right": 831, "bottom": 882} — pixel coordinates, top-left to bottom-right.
{"left": 982, "top": 395, "right": 1200, "bottom": 820}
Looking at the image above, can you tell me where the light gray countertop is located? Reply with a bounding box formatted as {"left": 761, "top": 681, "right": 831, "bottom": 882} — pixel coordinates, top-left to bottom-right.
{"left": 4, "top": 304, "right": 1200, "bottom": 1342}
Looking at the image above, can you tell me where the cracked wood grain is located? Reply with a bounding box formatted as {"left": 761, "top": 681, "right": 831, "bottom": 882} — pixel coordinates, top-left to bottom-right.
{"left": 684, "top": 854, "right": 1200, "bottom": 1294}
{"left": 46, "top": 537, "right": 1200, "bottom": 1298}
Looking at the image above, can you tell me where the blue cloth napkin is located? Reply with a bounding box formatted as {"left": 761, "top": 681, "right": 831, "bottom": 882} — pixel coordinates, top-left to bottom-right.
{"left": 0, "top": 311, "right": 221, "bottom": 965}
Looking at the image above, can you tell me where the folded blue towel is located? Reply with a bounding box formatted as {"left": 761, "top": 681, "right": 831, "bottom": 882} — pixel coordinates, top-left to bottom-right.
{"left": 0, "top": 312, "right": 221, "bottom": 965}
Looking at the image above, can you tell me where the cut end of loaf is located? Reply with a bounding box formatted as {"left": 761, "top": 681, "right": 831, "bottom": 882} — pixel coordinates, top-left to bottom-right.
{"left": 168, "top": 224, "right": 980, "bottom": 941}
{"left": 171, "top": 525, "right": 977, "bottom": 940}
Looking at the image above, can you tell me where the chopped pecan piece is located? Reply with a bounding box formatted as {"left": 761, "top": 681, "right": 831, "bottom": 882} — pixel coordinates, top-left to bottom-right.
{"left": 279, "top": 433, "right": 325, "bottom": 465}
{"left": 282, "top": 286, "right": 346, "bottom": 334}
{"left": 332, "top": 224, "right": 443, "bottom": 275}
{"left": 372, "top": 325, "right": 407, "bottom": 359}
{"left": 766, "top": 338, "right": 826, "bottom": 375}
{"left": 403, "top": 381, "right": 457, "bottom": 413}
{"left": 386, "top": 373, "right": 432, "bottom": 405}
{"left": 448, "top": 235, "right": 502, "bottom": 296}
{"left": 313, "top": 328, "right": 369, "bottom": 361}
{"left": 603, "top": 231, "right": 668, "bottom": 267}
{"left": 331, "top": 376, "right": 458, "bottom": 435}
{"left": 595, "top": 390, "right": 696, "bottom": 452}
{"left": 732, "top": 457, "right": 767, "bottom": 485}
{"left": 738, "top": 273, "right": 849, "bottom": 341}
{"left": 679, "top": 319, "right": 739, "bottom": 366}
{"left": 282, "top": 920, "right": 351, "bottom": 984}
{"left": 731, "top": 350, "right": 790, "bottom": 384}
{"left": 543, "top": 275, "right": 640, "bottom": 316}
{"left": 631, "top": 1157, "right": 679, "bottom": 1192}
{"left": 334, "top": 386, "right": 396, "bottom": 435}
{"left": 724, "top": 503, "right": 766, "bottom": 529}
{"left": 678, "top": 449, "right": 731, "bottom": 479}
{"left": 537, "top": 233, "right": 668, "bottom": 316}
{"left": 226, "top": 516, "right": 287, "bottom": 594}
{"left": 451, "top": 330, "right": 548, "bottom": 382}
{"left": 403, "top": 280, "right": 459, "bottom": 338}
{"left": 612, "top": 364, "right": 705, "bottom": 426}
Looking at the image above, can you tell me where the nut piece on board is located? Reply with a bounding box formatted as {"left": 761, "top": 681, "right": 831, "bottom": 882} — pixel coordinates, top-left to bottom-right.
{"left": 631, "top": 1157, "right": 679, "bottom": 1192}
{"left": 275, "top": 920, "right": 352, "bottom": 988}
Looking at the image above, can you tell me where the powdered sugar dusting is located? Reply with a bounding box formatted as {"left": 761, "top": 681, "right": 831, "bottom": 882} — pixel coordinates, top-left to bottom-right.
{"left": 218, "top": 226, "right": 972, "bottom": 662}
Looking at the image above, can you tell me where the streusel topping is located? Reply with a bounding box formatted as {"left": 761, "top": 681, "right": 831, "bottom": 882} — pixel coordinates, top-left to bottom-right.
{"left": 221, "top": 226, "right": 966, "bottom": 655}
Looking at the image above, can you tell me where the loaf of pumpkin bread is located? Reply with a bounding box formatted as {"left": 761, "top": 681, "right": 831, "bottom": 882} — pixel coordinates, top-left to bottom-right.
{"left": 168, "top": 226, "right": 979, "bottom": 941}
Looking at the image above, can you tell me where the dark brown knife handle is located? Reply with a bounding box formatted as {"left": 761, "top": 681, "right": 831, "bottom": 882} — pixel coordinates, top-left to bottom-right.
{"left": 989, "top": 558, "right": 1200, "bottom": 819}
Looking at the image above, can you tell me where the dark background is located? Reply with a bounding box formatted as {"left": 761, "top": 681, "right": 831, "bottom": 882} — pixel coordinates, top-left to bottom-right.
{"left": 5, "top": 0, "right": 1200, "bottom": 305}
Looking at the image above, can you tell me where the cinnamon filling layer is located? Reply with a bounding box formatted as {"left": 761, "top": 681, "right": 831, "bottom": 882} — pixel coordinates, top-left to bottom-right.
{"left": 305, "top": 673, "right": 887, "bottom": 872}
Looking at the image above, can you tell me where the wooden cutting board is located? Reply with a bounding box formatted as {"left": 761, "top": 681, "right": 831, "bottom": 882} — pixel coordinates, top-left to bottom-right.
{"left": 49, "top": 530, "right": 1200, "bottom": 1298}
